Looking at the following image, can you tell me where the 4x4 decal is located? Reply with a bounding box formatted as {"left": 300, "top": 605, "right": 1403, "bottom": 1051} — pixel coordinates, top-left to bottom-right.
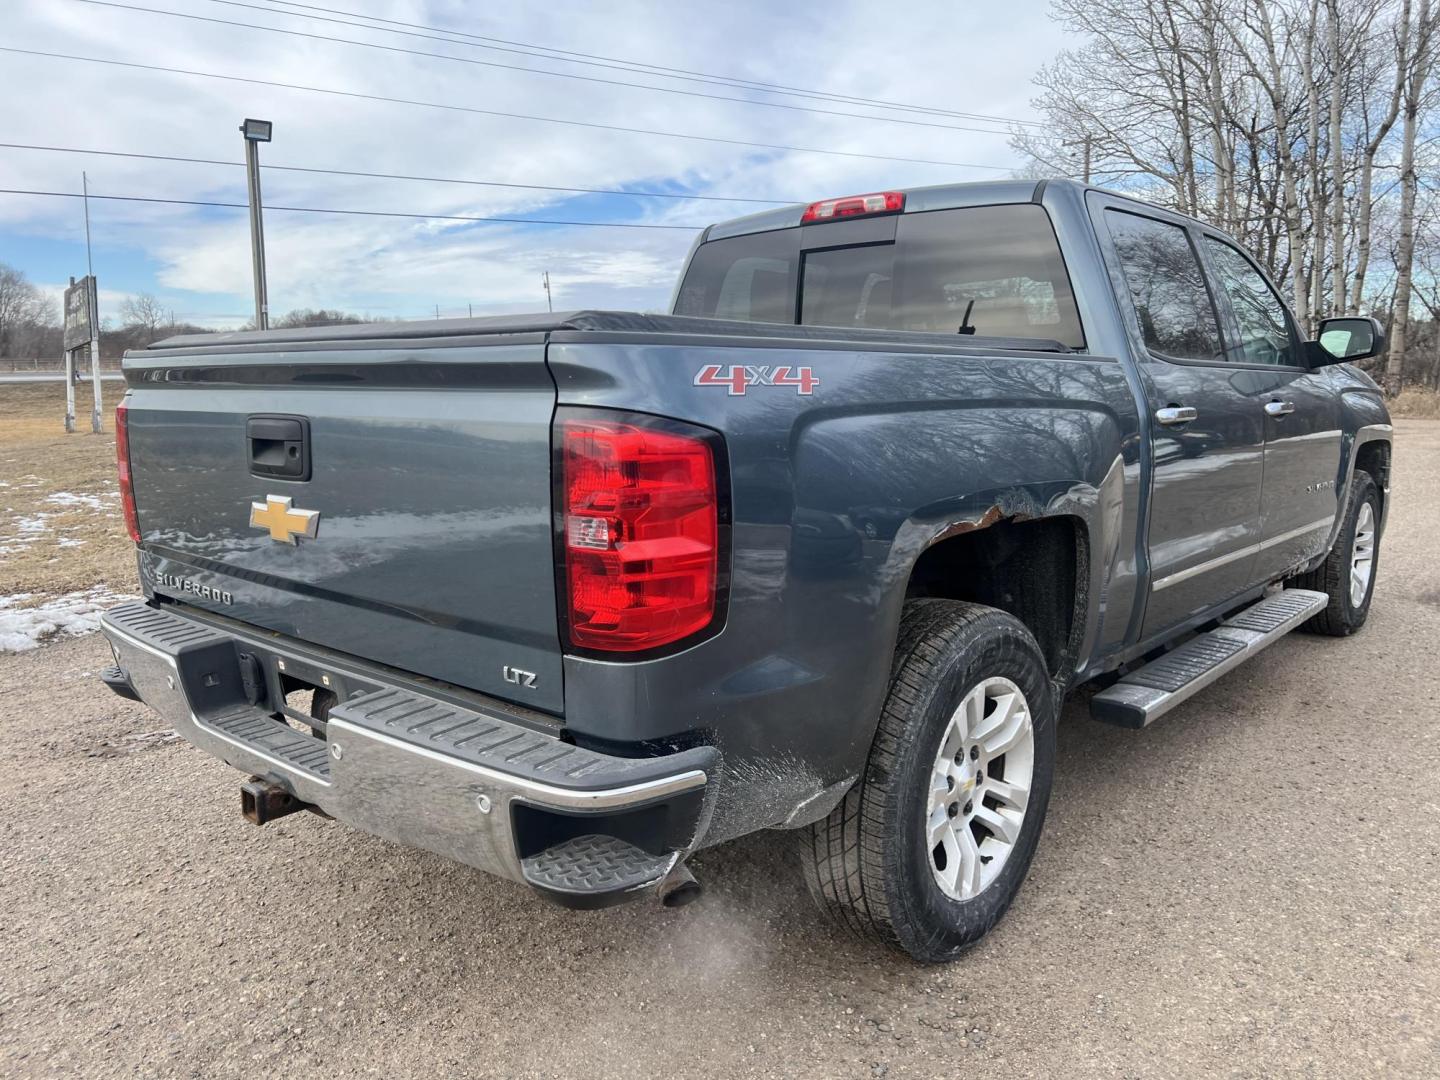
{"left": 694, "top": 364, "right": 819, "bottom": 396}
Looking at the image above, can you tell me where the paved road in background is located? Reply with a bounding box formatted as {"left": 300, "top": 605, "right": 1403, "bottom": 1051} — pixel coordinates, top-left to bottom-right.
{"left": 2, "top": 421, "right": 1437, "bottom": 1078}
{"left": 0, "top": 372, "right": 125, "bottom": 383}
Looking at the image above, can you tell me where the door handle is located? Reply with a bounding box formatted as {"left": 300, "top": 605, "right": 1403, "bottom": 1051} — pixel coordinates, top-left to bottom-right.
{"left": 1155, "top": 406, "right": 1198, "bottom": 426}
{"left": 1264, "top": 400, "right": 1295, "bottom": 417}
{"left": 247, "top": 414, "right": 311, "bottom": 481}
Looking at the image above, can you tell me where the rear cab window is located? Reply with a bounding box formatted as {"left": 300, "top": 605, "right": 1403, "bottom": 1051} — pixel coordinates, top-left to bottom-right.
{"left": 674, "top": 204, "right": 1085, "bottom": 349}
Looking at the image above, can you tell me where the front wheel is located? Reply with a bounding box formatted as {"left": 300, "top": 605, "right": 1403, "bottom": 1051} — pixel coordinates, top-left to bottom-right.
{"left": 799, "top": 600, "right": 1057, "bottom": 962}
{"left": 1294, "top": 471, "right": 1381, "bottom": 636}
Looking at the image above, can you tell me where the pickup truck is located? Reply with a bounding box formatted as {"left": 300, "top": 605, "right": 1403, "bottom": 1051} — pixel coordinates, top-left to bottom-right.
{"left": 100, "top": 179, "right": 1391, "bottom": 962}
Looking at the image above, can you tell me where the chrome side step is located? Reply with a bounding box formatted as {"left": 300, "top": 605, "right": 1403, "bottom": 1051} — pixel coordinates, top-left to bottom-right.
{"left": 1090, "top": 589, "right": 1328, "bottom": 728}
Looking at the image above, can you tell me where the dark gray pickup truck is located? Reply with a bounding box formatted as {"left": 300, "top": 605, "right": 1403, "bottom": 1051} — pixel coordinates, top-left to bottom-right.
{"left": 101, "top": 179, "right": 1390, "bottom": 961}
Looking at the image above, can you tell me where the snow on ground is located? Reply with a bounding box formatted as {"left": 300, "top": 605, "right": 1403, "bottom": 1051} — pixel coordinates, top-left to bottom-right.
{"left": 45, "top": 492, "right": 114, "bottom": 511}
{"left": 0, "top": 490, "right": 118, "bottom": 556}
{"left": 0, "top": 588, "right": 137, "bottom": 653}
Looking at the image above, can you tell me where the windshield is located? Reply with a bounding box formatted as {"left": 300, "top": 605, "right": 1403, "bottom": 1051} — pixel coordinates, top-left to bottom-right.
{"left": 675, "top": 203, "right": 1085, "bottom": 348}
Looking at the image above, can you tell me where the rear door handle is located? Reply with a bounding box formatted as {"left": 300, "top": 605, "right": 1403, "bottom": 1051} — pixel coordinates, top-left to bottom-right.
{"left": 1264, "top": 400, "right": 1295, "bottom": 417}
{"left": 1155, "top": 406, "right": 1198, "bottom": 426}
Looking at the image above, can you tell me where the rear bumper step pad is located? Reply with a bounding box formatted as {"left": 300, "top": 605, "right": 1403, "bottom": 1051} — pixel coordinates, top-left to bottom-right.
{"left": 1090, "top": 589, "right": 1328, "bottom": 728}
{"left": 521, "top": 835, "right": 677, "bottom": 910}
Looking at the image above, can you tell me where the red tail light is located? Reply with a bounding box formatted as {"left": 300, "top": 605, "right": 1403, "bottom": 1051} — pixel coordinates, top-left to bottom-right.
{"left": 801, "top": 191, "right": 905, "bottom": 222}
{"left": 558, "top": 412, "right": 724, "bottom": 653}
{"left": 115, "top": 401, "right": 140, "bottom": 544}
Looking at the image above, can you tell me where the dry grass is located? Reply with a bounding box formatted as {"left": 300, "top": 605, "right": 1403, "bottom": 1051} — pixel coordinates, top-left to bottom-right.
{"left": 0, "top": 381, "right": 135, "bottom": 600}
{"left": 1388, "top": 388, "right": 1440, "bottom": 419}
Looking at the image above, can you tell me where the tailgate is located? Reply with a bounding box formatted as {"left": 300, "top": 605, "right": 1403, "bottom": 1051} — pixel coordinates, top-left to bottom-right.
{"left": 123, "top": 333, "right": 563, "bottom": 713}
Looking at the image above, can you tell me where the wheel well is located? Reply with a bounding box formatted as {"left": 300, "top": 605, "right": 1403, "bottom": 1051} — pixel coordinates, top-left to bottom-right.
{"left": 905, "top": 517, "right": 1087, "bottom": 678}
{"left": 1354, "top": 441, "right": 1390, "bottom": 510}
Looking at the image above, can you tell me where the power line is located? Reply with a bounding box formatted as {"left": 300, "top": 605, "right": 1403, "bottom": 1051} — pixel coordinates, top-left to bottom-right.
{"left": 0, "top": 187, "right": 708, "bottom": 230}
{"left": 249, "top": 0, "right": 1046, "bottom": 128}
{"left": 0, "top": 48, "right": 1016, "bottom": 170}
{"left": 216, "top": 0, "right": 1047, "bottom": 129}
{"left": 0, "top": 142, "right": 798, "bottom": 205}
{"left": 75, "top": 0, "right": 1041, "bottom": 138}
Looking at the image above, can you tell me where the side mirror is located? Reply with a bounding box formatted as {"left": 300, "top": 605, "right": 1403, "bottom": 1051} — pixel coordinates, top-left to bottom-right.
{"left": 1313, "top": 316, "right": 1385, "bottom": 366}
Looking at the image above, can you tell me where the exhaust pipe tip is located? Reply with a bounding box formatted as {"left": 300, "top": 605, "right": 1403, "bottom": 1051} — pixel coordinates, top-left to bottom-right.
{"left": 656, "top": 862, "right": 702, "bottom": 909}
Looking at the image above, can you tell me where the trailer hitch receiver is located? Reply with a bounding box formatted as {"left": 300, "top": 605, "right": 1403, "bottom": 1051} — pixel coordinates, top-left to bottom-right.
{"left": 240, "top": 777, "right": 309, "bottom": 825}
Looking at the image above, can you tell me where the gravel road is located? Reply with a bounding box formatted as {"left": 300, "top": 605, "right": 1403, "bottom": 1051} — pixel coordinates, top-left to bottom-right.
{"left": 3, "top": 422, "right": 1438, "bottom": 1079}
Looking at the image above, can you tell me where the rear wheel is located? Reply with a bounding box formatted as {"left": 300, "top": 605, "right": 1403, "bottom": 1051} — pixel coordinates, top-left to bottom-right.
{"left": 1294, "top": 471, "right": 1381, "bottom": 636}
{"left": 799, "top": 600, "right": 1057, "bottom": 962}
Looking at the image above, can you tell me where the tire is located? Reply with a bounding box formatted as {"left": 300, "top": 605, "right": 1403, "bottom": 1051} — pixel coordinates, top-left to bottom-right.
{"left": 799, "top": 600, "right": 1058, "bottom": 963}
{"left": 1293, "top": 471, "right": 1381, "bottom": 637}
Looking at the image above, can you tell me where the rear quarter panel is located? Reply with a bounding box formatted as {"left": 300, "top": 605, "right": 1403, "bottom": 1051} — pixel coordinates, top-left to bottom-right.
{"left": 549, "top": 336, "right": 1143, "bottom": 841}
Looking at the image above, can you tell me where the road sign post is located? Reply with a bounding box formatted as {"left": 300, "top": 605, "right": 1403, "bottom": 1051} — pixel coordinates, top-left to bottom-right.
{"left": 88, "top": 287, "right": 101, "bottom": 433}
{"left": 63, "top": 347, "right": 76, "bottom": 433}
{"left": 63, "top": 276, "right": 101, "bottom": 433}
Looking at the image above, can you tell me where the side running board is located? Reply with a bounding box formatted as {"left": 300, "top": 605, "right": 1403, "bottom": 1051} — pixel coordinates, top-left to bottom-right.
{"left": 1090, "top": 589, "right": 1328, "bottom": 728}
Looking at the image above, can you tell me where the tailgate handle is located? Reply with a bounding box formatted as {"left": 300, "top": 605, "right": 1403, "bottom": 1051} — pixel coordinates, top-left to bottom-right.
{"left": 247, "top": 415, "right": 311, "bottom": 481}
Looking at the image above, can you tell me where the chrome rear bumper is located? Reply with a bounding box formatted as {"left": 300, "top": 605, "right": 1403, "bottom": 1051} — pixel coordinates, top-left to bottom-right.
{"left": 101, "top": 602, "right": 716, "bottom": 903}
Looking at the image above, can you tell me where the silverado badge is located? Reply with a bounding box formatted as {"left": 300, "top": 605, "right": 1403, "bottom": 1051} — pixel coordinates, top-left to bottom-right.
{"left": 250, "top": 495, "right": 320, "bottom": 545}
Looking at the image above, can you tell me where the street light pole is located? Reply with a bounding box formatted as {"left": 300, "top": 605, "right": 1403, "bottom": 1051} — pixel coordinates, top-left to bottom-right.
{"left": 240, "top": 119, "right": 273, "bottom": 330}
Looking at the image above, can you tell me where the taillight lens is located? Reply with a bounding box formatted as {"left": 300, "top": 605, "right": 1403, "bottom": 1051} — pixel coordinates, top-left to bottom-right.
{"left": 559, "top": 413, "right": 723, "bottom": 653}
{"left": 801, "top": 191, "right": 905, "bottom": 222}
{"left": 115, "top": 401, "right": 140, "bottom": 544}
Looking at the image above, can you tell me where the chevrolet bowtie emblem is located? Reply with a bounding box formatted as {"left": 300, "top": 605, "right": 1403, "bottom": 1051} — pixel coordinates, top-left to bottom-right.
{"left": 250, "top": 495, "right": 320, "bottom": 545}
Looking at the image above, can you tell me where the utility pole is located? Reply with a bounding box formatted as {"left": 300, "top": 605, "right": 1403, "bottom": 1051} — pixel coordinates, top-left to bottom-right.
{"left": 64, "top": 276, "right": 76, "bottom": 434}
{"left": 543, "top": 271, "right": 553, "bottom": 312}
{"left": 239, "top": 119, "right": 273, "bottom": 330}
{"left": 1063, "top": 135, "right": 1094, "bottom": 184}
{"left": 82, "top": 172, "right": 101, "bottom": 433}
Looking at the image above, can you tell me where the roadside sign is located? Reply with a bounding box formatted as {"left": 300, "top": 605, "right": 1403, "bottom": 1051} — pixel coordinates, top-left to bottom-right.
{"left": 64, "top": 276, "right": 97, "bottom": 352}
{"left": 61, "top": 275, "right": 102, "bottom": 434}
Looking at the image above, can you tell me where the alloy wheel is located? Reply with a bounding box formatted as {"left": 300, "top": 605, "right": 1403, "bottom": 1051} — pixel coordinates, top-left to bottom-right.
{"left": 926, "top": 676, "right": 1035, "bottom": 901}
{"left": 1349, "top": 501, "right": 1376, "bottom": 608}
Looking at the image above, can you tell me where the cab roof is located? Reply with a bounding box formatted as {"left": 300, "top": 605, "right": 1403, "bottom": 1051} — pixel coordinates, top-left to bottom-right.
{"left": 705, "top": 178, "right": 1090, "bottom": 241}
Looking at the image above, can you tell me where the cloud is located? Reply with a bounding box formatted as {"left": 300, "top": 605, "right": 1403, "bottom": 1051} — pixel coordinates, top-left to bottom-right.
{"left": 2, "top": 0, "right": 1067, "bottom": 326}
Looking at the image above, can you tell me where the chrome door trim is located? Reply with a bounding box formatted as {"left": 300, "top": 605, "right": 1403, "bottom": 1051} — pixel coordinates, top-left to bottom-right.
{"left": 1152, "top": 515, "right": 1335, "bottom": 592}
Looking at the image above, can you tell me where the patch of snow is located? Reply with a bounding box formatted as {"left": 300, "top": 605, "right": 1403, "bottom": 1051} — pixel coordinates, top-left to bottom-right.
{"left": 0, "top": 588, "right": 137, "bottom": 653}
{"left": 45, "top": 492, "right": 114, "bottom": 511}
{"left": 58, "top": 538, "right": 87, "bottom": 548}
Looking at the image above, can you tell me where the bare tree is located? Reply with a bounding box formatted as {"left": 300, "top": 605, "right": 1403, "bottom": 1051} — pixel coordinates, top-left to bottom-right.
{"left": 121, "top": 292, "right": 169, "bottom": 343}
{"left": 1349, "top": 0, "right": 1411, "bottom": 313}
{"left": 0, "top": 263, "right": 51, "bottom": 360}
{"left": 272, "top": 308, "right": 365, "bottom": 328}
{"left": 1385, "top": 0, "right": 1436, "bottom": 393}
{"left": 1015, "top": 0, "right": 1440, "bottom": 392}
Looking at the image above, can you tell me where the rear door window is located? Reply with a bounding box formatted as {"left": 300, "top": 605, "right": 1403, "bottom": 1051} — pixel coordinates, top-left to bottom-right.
{"left": 1105, "top": 210, "right": 1224, "bottom": 363}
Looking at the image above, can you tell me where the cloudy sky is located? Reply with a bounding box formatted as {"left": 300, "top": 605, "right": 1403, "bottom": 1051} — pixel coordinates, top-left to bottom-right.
{"left": 1, "top": 0, "right": 1073, "bottom": 328}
